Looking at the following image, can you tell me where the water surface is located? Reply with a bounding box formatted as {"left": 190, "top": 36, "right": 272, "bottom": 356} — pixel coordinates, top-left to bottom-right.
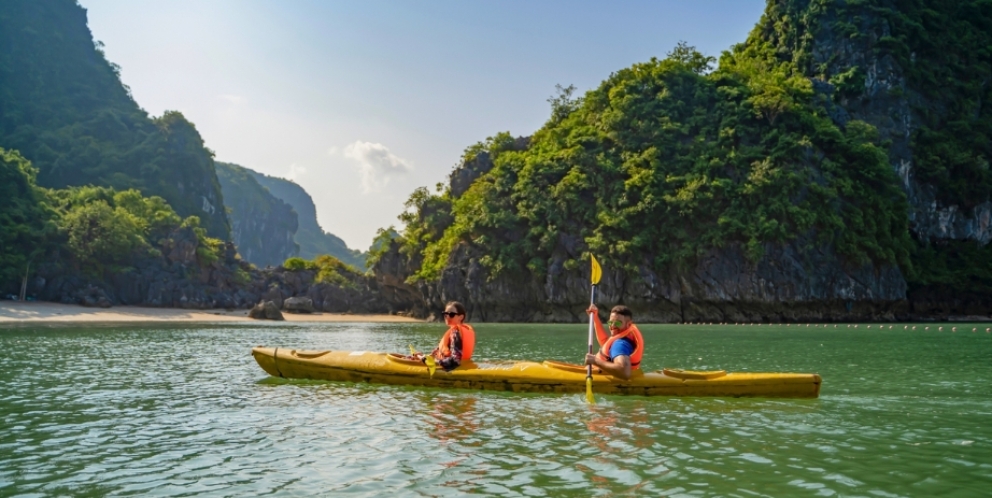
{"left": 1, "top": 322, "right": 990, "bottom": 497}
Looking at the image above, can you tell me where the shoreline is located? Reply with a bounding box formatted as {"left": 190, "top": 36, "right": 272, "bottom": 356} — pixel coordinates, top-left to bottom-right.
{"left": 0, "top": 301, "right": 423, "bottom": 324}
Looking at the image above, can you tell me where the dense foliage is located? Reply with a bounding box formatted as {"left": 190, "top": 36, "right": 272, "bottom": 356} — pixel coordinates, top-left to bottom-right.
{"left": 0, "top": 0, "right": 230, "bottom": 239}
{"left": 49, "top": 186, "right": 224, "bottom": 276}
{"left": 0, "top": 148, "right": 224, "bottom": 289}
{"left": 398, "top": 41, "right": 912, "bottom": 283}
{"left": 0, "top": 148, "right": 56, "bottom": 286}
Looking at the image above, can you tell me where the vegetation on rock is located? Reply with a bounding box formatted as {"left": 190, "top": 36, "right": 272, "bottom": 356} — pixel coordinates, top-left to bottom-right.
{"left": 396, "top": 41, "right": 912, "bottom": 287}
{"left": 0, "top": 0, "right": 230, "bottom": 238}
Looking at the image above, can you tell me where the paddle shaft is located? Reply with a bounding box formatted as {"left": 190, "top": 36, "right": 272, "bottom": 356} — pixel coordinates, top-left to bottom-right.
{"left": 587, "top": 285, "right": 596, "bottom": 379}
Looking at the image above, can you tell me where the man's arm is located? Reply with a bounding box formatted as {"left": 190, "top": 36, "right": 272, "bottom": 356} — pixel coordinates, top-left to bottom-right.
{"left": 587, "top": 306, "right": 609, "bottom": 345}
{"left": 585, "top": 353, "right": 632, "bottom": 380}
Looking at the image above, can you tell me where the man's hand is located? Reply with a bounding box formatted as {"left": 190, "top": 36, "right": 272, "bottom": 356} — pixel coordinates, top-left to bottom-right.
{"left": 585, "top": 353, "right": 598, "bottom": 366}
{"left": 586, "top": 304, "right": 599, "bottom": 316}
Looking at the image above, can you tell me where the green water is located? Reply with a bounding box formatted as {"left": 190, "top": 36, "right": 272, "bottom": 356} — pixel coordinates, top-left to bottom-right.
{"left": 1, "top": 322, "right": 990, "bottom": 497}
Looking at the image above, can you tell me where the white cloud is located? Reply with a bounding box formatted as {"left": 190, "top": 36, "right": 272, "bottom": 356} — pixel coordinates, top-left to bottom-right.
{"left": 219, "top": 94, "right": 243, "bottom": 104}
{"left": 327, "top": 146, "right": 339, "bottom": 156}
{"left": 343, "top": 141, "right": 412, "bottom": 193}
{"left": 286, "top": 163, "right": 307, "bottom": 182}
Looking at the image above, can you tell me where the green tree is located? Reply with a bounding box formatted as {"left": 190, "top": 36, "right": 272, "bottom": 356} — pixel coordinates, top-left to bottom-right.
{"left": 0, "top": 148, "right": 55, "bottom": 289}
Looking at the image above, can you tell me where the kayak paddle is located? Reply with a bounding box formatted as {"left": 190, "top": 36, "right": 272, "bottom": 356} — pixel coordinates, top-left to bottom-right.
{"left": 587, "top": 254, "right": 602, "bottom": 404}
{"left": 409, "top": 344, "right": 437, "bottom": 378}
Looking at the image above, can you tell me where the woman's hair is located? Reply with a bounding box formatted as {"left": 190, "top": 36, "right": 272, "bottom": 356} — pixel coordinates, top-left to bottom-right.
{"left": 445, "top": 301, "right": 466, "bottom": 317}
{"left": 611, "top": 305, "right": 633, "bottom": 319}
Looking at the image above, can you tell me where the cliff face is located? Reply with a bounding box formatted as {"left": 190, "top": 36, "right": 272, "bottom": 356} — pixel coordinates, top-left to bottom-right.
{"left": 375, "top": 222, "right": 907, "bottom": 323}
{"left": 247, "top": 170, "right": 366, "bottom": 268}
{"left": 30, "top": 225, "right": 386, "bottom": 314}
{"left": 0, "top": 0, "right": 230, "bottom": 239}
{"left": 756, "top": 0, "right": 992, "bottom": 244}
{"left": 215, "top": 162, "right": 299, "bottom": 268}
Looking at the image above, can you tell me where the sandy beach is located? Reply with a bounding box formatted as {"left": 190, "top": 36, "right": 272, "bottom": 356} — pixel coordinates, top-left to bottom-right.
{"left": 0, "top": 301, "right": 422, "bottom": 324}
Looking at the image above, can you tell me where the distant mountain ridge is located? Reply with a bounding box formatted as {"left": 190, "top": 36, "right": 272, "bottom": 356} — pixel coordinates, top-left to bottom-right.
{"left": 215, "top": 162, "right": 298, "bottom": 268}
{"left": 220, "top": 163, "right": 365, "bottom": 269}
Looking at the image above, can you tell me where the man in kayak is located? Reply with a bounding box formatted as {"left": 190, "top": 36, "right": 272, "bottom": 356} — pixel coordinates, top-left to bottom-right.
{"left": 584, "top": 304, "right": 644, "bottom": 380}
{"left": 412, "top": 301, "right": 476, "bottom": 371}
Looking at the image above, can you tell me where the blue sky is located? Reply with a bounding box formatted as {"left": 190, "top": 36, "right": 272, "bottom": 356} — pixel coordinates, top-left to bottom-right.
{"left": 80, "top": 0, "right": 766, "bottom": 250}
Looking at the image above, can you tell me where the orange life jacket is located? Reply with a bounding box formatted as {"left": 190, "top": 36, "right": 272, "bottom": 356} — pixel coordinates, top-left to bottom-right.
{"left": 596, "top": 323, "right": 644, "bottom": 369}
{"left": 438, "top": 323, "right": 475, "bottom": 361}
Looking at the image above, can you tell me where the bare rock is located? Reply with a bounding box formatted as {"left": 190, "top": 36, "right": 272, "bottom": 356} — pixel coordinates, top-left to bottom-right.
{"left": 283, "top": 296, "right": 314, "bottom": 314}
{"left": 249, "top": 300, "right": 284, "bottom": 320}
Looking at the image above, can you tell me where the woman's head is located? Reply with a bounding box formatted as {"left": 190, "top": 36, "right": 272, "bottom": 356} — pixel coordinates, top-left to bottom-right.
{"left": 443, "top": 301, "right": 466, "bottom": 324}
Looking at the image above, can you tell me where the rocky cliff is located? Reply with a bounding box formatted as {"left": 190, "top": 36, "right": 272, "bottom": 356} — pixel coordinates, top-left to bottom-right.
{"left": 754, "top": 0, "right": 992, "bottom": 315}
{"left": 247, "top": 170, "right": 366, "bottom": 268}
{"left": 758, "top": 0, "right": 992, "bottom": 244}
{"left": 215, "top": 162, "right": 299, "bottom": 267}
{"left": 29, "top": 224, "right": 387, "bottom": 314}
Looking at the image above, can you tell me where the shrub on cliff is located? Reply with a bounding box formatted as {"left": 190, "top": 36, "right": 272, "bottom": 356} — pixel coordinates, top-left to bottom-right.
{"left": 283, "top": 255, "right": 358, "bottom": 288}
{"left": 283, "top": 257, "right": 317, "bottom": 271}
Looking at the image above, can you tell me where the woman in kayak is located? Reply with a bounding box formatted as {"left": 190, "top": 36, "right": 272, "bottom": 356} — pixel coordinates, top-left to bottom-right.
{"left": 414, "top": 301, "right": 476, "bottom": 371}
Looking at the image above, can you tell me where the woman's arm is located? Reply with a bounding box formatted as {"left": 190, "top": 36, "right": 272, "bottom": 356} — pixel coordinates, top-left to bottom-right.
{"left": 435, "top": 330, "right": 462, "bottom": 371}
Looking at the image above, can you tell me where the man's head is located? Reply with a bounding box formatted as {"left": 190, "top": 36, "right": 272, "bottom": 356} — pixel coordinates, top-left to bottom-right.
{"left": 607, "top": 305, "right": 633, "bottom": 334}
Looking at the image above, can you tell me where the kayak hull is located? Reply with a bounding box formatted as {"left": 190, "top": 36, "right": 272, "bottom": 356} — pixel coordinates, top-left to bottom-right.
{"left": 252, "top": 347, "right": 821, "bottom": 398}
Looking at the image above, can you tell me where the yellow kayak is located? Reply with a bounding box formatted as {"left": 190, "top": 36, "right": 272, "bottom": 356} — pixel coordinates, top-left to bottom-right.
{"left": 252, "top": 347, "right": 821, "bottom": 398}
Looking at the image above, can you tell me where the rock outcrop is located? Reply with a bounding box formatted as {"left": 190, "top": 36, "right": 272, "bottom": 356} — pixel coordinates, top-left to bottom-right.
{"left": 249, "top": 301, "right": 284, "bottom": 320}
{"left": 282, "top": 296, "right": 314, "bottom": 314}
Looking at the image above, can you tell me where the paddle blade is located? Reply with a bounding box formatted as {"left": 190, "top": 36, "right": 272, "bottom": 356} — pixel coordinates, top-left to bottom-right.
{"left": 408, "top": 344, "right": 417, "bottom": 356}
{"left": 590, "top": 254, "right": 602, "bottom": 286}
{"left": 425, "top": 355, "right": 436, "bottom": 378}
{"left": 586, "top": 377, "right": 596, "bottom": 404}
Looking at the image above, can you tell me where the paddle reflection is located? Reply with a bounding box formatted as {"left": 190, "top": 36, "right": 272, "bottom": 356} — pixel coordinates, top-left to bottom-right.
{"left": 579, "top": 402, "right": 657, "bottom": 493}
{"left": 585, "top": 402, "right": 654, "bottom": 449}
